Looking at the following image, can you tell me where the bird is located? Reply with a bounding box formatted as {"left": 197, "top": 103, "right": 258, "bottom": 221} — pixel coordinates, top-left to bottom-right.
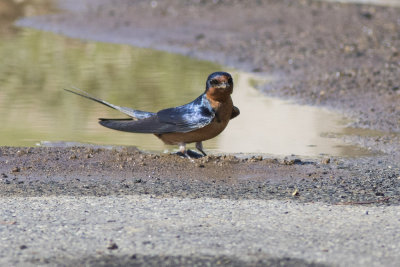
{"left": 64, "top": 71, "right": 240, "bottom": 158}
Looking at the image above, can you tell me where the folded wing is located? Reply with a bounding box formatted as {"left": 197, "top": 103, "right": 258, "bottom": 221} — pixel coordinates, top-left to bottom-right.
{"left": 100, "top": 94, "right": 216, "bottom": 134}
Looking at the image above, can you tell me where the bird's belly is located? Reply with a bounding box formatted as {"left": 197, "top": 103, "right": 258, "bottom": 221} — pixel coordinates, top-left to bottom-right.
{"left": 156, "top": 119, "right": 229, "bottom": 145}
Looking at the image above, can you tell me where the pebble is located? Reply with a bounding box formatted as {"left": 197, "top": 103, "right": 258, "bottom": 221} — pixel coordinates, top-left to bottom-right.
{"left": 321, "top": 158, "right": 331, "bottom": 164}
{"left": 283, "top": 158, "right": 301, "bottom": 165}
{"left": 292, "top": 188, "right": 300, "bottom": 196}
{"left": 249, "top": 156, "right": 263, "bottom": 162}
{"left": 107, "top": 242, "right": 118, "bottom": 250}
{"left": 16, "top": 150, "right": 26, "bottom": 157}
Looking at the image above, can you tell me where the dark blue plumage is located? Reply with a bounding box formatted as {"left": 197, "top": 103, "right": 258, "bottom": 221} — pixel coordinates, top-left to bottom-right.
{"left": 98, "top": 94, "right": 215, "bottom": 133}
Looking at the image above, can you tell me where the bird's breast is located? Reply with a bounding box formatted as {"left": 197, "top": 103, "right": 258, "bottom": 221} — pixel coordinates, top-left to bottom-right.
{"left": 156, "top": 96, "right": 233, "bottom": 145}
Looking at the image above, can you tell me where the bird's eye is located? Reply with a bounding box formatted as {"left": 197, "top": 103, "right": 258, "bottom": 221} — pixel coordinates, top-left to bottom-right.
{"left": 211, "top": 79, "right": 219, "bottom": 85}
{"left": 228, "top": 78, "right": 233, "bottom": 84}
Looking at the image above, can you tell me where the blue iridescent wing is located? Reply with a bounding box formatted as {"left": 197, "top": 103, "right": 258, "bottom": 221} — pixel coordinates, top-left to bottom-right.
{"left": 99, "top": 94, "right": 215, "bottom": 133}
{"left": 157, "top": 94, "right": 214, "bottom": 131}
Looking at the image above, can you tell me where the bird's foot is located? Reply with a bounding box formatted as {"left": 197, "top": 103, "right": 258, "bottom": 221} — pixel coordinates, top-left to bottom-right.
{"left": 195, "top": 141, "right": 207, "bottom": 157}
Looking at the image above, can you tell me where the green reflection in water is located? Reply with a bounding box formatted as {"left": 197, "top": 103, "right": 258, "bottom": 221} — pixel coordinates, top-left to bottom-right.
{"left": 0, "top": 28, "right": 222, "bottom": 150}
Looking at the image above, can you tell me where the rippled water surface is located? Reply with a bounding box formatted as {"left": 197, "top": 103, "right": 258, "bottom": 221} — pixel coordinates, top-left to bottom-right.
{"left": 0, "top": 0, "right": 374, "bottom": 157}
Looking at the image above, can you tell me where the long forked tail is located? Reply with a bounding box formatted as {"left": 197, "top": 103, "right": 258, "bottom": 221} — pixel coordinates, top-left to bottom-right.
{"left": 64, "top": 87, "right": 154, "bottom": 119}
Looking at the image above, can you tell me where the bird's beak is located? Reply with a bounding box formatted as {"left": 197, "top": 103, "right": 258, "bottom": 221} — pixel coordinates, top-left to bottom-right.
{"left": 216, "top": 82, "right": 229, "bottom": 89}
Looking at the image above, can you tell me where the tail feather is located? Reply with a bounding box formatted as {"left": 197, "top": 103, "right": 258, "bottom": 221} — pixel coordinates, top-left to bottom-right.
{"left": 64, "top": 87, "right": 155, "bottom": 119}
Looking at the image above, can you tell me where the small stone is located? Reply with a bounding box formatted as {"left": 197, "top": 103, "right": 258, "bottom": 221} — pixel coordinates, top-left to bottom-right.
{"left": 20, "top": 245, "right": 28, "bottom": 250}
{"left": 107, "top": 242, "right": 118, "bottom": 250}
{"left": 69, "top": 154, "right": 77, "bottom": 160}
{"left": 360, "top": 11, "right": 373, "bottom": 19}
{"left": 195, "top": 33, "right": 205, "bottom": 40}
{"left": 11, "top": 167, "right": 20, "bottom": 173}
{"left": 292, "top": 188, "right": 300, "bottom": 196}
{"left": 196, "top": 163, "right": 205, "bottom": 168}
{"left": 249, "top": 156, "right": 263, "bottom": 162}
{"left": 134, "top": 178, "right": 142, "bottom": 183}
{"left": 16, "top": 150, "right": 26, "bottom": 157}
{"left": 283, "top": 157, "right": 301, "bottom": 165}
{"left": 321, "top": 158, "right": 331, "bottom": 164}
{"left": 1, "top": 173, "right": 8, "bottom": 178}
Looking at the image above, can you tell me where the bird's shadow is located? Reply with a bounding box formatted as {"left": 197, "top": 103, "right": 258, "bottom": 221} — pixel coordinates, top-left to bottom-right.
{"left": 175, "top": 150, "right": 204, "bottom": 159}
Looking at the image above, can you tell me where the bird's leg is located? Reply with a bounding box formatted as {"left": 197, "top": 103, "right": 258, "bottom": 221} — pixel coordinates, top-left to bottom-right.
{"left": 195, "top": 141, "right": 207, "bottom": 156}
{"left": 179, "top": 143, "right": 187, "bottom": 154}
{"left": 176, "top": 142, "right": 191, "bottom": 158}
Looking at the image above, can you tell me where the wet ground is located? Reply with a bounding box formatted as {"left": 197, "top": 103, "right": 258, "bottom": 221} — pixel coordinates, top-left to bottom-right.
{"left": 1, "top": 0, "right": 400, "bottom": 266}
{"left": 1, "top": 145, "right": 399, "bottom": 204}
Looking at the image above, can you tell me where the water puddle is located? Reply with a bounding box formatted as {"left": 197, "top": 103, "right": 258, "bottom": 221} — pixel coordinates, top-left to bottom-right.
{"left": 0, "top": 1, "right": 378, "bottom": 157}
{"left": 212, "top": 73, "right": 374, "bottom": 157}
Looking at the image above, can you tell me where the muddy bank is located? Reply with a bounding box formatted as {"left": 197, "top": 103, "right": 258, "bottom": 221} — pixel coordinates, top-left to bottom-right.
{"left": 1, "top": 146, "right": 399, "bottom": 205}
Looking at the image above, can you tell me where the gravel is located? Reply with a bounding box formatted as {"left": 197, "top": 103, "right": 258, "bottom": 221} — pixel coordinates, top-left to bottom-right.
{"left": 1, "top": 195, "right": 400, "bottom": 266}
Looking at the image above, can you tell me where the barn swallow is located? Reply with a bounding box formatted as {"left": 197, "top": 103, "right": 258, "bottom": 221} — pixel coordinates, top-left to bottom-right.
{"left": 65, "top": 71, "right": 240, "bottom": 158}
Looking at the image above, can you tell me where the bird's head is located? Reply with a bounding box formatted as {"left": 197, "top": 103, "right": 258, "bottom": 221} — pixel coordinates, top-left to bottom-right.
{"left": 205, "top": 72, "right": 233, "bottom": 101}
